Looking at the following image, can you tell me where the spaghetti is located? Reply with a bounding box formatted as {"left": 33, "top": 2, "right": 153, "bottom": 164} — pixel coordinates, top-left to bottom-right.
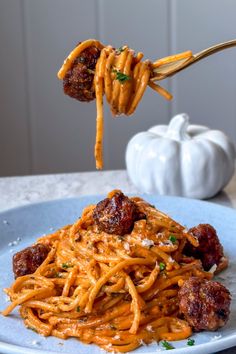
{"left": 57, "top": 39, "right": 193, "bottom": 169}
{"left": 2, "top": 192, "right": 217, "bottom": 353}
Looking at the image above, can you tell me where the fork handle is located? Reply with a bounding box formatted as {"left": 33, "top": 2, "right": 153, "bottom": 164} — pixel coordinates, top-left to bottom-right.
{"left": 193, "top": 39, "right": 236, "bottom": 62}
{"left": 153, "top": 39, "right": 236, "bottom": 81}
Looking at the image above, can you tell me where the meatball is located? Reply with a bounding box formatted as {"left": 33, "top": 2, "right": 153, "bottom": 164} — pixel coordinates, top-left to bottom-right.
{"left": 13, "top": 243, "right": 50, "bottom": 278}
{"left": 184, "top": 224, "right": 225, "bottom": 271}
{"left": 93, "top": 191, "right": 145, "bottom": 236}
{"left": 178, "top": 277, "right": 231, "bottom": 331}
{"left": 63, "top": 45, "right": 100, "bottom": 102}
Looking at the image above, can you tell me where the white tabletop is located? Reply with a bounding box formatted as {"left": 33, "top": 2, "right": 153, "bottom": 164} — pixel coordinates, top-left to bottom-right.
{"left": 0, "top": 170, "right": 235, "bottom": 354}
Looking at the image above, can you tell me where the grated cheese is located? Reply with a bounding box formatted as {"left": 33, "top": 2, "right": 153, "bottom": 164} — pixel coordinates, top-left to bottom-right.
{"left": 141, "top": 239, "right": 154, "bottom": 247}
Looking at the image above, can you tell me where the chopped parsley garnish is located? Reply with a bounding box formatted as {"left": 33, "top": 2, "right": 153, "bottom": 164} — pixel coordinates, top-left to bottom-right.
{"left": 62, "top": 263, "right": 72, "bottom": 269}
{"left": 55, "top": 272, "right": 62, "bottom": 278}
{"left": 112, "top": 69, "right": 131, "bottom": 83}
{"left": 169, "top": 235, "right": 177, "bottom": 244}
{"left": 161, "top": 340, "right": 175, "bottom": 350}
{"left": 87, "top": 68, "right": 95, "bottom": 75}
{"left": 76, "top": 306, "right": 81, "bottom": 312}
{"left": 159, "top": 262, "right": 166, "bottom": 271}
{"left": 187, "top": 338, "right": 195, "bottom": 346}
{"left": 116, "top": 46, "right": 125, "bottom": 54}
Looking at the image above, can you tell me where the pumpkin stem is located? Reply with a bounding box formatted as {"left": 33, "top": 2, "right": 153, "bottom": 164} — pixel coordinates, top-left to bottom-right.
{"left": 165, "top": 113, "right": 190, "bottom": 141}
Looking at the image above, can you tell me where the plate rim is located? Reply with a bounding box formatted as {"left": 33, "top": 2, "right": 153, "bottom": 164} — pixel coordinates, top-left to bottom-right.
{"left": 0, "top": 193, "right": 235, "bottom": 218}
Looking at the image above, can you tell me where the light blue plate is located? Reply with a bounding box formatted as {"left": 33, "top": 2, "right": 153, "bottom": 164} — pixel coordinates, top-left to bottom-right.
{"left": 0, "top": 195, "right": 235, "bottom": 354}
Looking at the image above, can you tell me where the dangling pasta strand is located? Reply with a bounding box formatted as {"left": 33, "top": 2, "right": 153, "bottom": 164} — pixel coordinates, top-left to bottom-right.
{"left": 57, "top": 40, "right": 191, "bottom": 169}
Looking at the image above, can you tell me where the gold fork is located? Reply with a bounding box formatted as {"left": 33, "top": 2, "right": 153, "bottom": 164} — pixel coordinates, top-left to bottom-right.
{"left": 151, "top": 39, "right": 236, "bottom": 81}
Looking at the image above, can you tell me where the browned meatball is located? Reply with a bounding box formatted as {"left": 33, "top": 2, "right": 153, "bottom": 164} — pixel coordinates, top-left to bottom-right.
{"left": 13, "top": 243, "right": 50, "bottom": 278}
{"left": 184, "top": 224, "right": 225, "bottom": 271}
{"left": 93, "top": 191, "right": 145, "bottom": 236}
{"left": 63, "top": 45, "right": 100, "bottom": 102}
{"left": 178, "top": 277, "right": 231, "bottom": 331}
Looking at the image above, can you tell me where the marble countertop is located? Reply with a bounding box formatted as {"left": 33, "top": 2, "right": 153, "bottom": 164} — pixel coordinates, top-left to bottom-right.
{"left": 0, "top": 169, "right": 235, "bottom": 354}
{"left": 0, "top": 169, "right": 236, "bottom": 212}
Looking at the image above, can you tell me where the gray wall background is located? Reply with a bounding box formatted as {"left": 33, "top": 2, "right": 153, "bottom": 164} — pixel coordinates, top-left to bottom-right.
{"left": 0, "top": 0, "right": 236, "bottom": 176}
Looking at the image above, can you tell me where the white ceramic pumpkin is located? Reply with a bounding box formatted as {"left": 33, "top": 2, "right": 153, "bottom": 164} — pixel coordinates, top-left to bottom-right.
{"left": 126, "top": 113, "right": 236, "bottom": 199}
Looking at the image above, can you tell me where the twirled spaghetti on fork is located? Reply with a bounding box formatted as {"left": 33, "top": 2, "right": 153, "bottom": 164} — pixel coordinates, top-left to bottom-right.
{"left": 57, "top": 40, "right": 193, "bottom": 169}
